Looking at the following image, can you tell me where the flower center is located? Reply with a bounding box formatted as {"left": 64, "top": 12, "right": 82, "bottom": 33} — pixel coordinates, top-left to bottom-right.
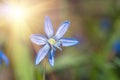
{"left": 48, "top": 38, "right": 56, "bottom": 45}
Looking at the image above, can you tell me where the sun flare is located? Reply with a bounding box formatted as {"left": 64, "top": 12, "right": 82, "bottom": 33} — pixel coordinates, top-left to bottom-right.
{"left": 5, "top": 5, "right": 27, "bottom": 21}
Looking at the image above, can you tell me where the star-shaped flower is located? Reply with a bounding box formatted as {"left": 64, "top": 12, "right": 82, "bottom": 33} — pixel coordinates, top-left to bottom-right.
{"left": 0, "top": 50, "right": 9, "bottom": 66}
{"left": 30, "top": 16, "right": 79, "bottom": 67}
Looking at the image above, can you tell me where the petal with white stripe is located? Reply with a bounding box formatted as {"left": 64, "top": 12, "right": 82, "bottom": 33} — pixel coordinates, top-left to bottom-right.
{"left": 60, "top": 38, "right": 79, "bottom": 47}
{"left": 44, "top": 16, "right": 54, "bottom": 38}
{"left": 55, "top": 21, "right": 70, "bottom": 39}
{"left": 30, "top": 34, "right": 47, "bottom": 45}
{"left": 35, "top": 44, "right": 50, "bottom": 65}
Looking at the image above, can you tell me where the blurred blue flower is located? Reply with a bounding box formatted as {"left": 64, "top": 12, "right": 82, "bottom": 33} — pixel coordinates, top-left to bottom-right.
{"left": 100, "top": 17, "right": 111, "bottom": 32}
{"left": 30, "top": 16, "right": 79, "bottom": 67}
{"left": 113, "top": 41, "right": 120, "bottom": 53}
{"left": 0, "top": 50, "right": 9, "bottom": 66}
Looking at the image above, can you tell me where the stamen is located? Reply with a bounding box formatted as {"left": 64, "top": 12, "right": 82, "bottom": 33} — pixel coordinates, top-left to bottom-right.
{"left": 48, "top": 38, "right": 56, "bottom": 45}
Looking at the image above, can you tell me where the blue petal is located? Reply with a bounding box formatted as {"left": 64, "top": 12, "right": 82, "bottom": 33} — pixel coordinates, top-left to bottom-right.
{"left": 35, "top": 44, "right": 50, "bottom": 65}
{"left": 0, "top": 51, "right": 9, "bottom": 65}
{"left": 48, "top": 49, "right": 55, "bottom": 67}
{"left": 44, "top": 16, "right": 54, "bottom": 38}
{"left": 60, "top": 38, "right": 79, "bottom": 47}
{"left": 30, "top": 34, "right": 47, "bottom": 45}
{"left": 54, "top": 21, "right": 70, "bottom": 40}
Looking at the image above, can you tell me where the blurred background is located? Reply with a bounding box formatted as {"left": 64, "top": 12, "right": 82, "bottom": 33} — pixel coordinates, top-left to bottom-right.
{"left": 0, "top": 0, "right": 120, "bottom": 80}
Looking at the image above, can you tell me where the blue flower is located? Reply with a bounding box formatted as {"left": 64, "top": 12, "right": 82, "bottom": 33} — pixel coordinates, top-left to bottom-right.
{"left": 0, "top": 50, "right": 9, "bottom": 66}
{"left": 30, "top": 16, "right": 79, "bottom": 67}
{"left": 100, "top": 17, "right": 111, "bottom": 32}
{"left": 113, "top": 41, "right": 120, "bottom": 54}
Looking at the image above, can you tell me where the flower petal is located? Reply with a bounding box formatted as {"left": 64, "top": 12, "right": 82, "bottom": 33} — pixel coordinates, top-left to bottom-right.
{"left": 44, "top": 16, "right": 54, "bottom": 38}
{"left": 54, "top": 21, "right": 70, "bottom": 39}
{"left": 0, "top": 51, "right": 9, "bottom": 65}
{"left": 60, "top": 38, "right": 79, "bottom": 47}
{"left": 35, "top": 44, "right": 50, "bottom": 65}
{"left": 48, "top": 48, "right": 56, "bottom": 67}
{"left": 30, "top": 34, "right": 47, "bottom": 45}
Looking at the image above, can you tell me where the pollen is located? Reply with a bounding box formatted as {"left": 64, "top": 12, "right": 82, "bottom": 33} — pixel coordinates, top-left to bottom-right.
{"left": 48, "top": 38, "right": 56, "bottom": 45}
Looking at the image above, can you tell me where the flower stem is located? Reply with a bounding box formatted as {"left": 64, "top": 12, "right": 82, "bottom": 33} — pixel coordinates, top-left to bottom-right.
{"left": 43, "top": 59, "right": 47, "bottom": 80}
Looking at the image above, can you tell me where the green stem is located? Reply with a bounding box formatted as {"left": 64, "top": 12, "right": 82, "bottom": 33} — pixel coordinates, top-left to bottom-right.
{"left": 43, "top": 59, "right": 47, "bottom": 80}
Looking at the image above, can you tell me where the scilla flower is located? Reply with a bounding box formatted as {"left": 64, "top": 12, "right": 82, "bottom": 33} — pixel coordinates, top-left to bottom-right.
{"left": 0, "top": 50, "right": 9, "bottom": 66}
{"left": 30, "top": 16, "right": 79, "bottom": 67}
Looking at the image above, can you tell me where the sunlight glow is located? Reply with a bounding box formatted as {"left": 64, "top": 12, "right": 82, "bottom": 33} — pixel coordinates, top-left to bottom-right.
{"left": 5, "top": 5, "right": 27, "bottom": 21}
{"left": 10, "top": 7, "right": 25, "bottom": 20}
